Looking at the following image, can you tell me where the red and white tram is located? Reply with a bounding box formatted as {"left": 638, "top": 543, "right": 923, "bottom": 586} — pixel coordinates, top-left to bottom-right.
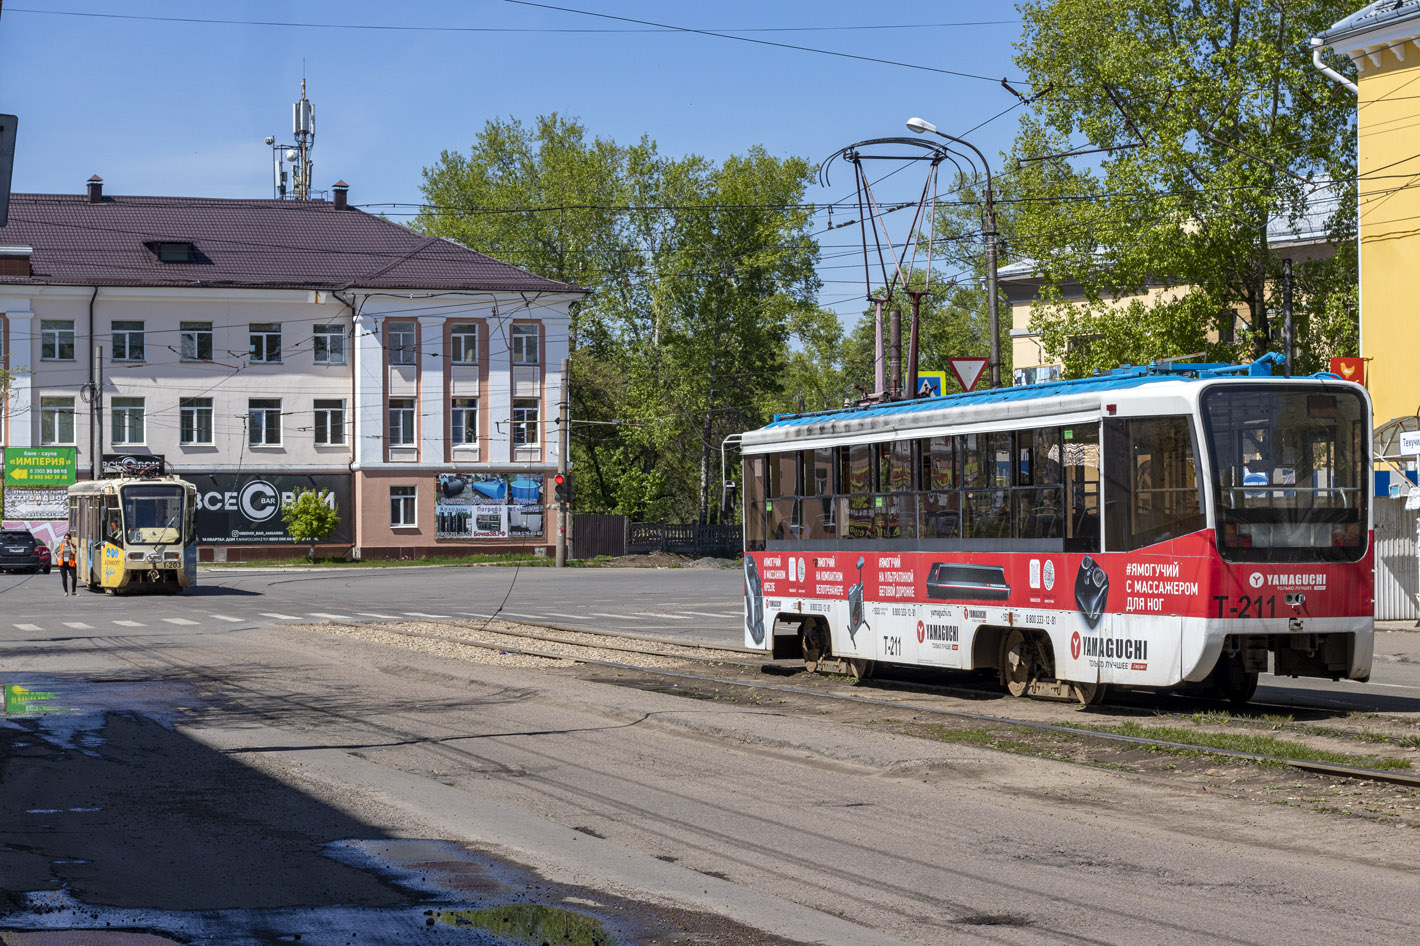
{"left": 738, "top": 355, "right": 1373, "bottom": 704}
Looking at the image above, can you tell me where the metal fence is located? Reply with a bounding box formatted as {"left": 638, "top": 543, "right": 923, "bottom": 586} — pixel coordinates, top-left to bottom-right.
{"left": 628, "top": 522, "right": 742, "bottom": 558}
{"left": 572, "top": 514, "right": 627, "bottom": 560}
{"left": 1374, "top": 497, "right": 1418, "bottom": 621}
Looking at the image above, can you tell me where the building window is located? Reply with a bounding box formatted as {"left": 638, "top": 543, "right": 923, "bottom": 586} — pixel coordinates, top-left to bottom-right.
{"left": 180, "top": 397, "right": 213, "bottom": 445}
{"left": 511, "top": 324, "right": 540, "bottom": 365}
{"left": 452, "top": 397, "right": 478, "bottom": 446}
{"left": 249, "top": 323, "right": 282, "bottom": 363}
{"left": 389, "top": 398, "right": 416, "bottom": 446}
{"left": 390, "top": 486, "right": 417, "bottom": 527}
{"left": 450, "top": 323, "right": 478, "bottom": 365}
{"left": 111, "top": 321, "right": 145, "bottom": 361}
{"left": 110, "top": 397, "right": 145, "bottom": 445}
{"left": 41, "top": 320, "right": 75, "bottom": 361}
{"left": 248, "top": 398, "right": 282, "bottom": 446}
{"left": 387, "top": 323, "right": 416, "bottom": 366}
{"left": 40, "top": 396, "right": 75, "bottom": 445}
{"left": 512, "top": 398, "right": 539, "bottom": 449}
{"left": 314, "top": 399, "right": 346, "bottom": 445}
{"left": 181, "top": 322, "right": 213, "bottom": 361}
{"left": 313, "top": 324, "right": 345, "bottom": 365}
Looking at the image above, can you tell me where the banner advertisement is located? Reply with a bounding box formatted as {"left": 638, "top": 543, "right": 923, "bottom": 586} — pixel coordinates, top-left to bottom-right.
{"left": 436, "top": 472, "right": 544, "bottom": 538}
{"left": 3, "top": 447, "right": 77, "bottom": 487}
{"left": 188, "top": 473, "right": 353, "bottom": 544}
{"left": 102, "top": 453, "right": 166, "bottom": 478}
{"left": 2, "top": 487, "right": 68, "bottom": 521}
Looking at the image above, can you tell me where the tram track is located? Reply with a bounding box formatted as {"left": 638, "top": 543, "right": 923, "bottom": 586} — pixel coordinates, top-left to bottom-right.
{"left": 340, "top": 616, "right": 1420, "bottom": 792}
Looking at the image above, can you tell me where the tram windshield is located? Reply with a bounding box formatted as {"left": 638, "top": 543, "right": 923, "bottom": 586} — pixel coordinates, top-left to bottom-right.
{"left": 120, "top": 484, "right": 185, "bottom": 545}
{"left": 1201, "top": 385, "right": 1367, "bottom": 562}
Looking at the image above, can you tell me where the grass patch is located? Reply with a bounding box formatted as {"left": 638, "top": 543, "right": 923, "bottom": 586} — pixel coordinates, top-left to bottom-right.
{"left": 206, "top": 553, "right": 615, "bottom": 569}
{"left": 1083, "top": 721, "right": 1412, "bottom": 771}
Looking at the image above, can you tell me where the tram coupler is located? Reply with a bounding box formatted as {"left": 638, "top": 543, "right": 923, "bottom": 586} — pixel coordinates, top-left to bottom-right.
{"left": 1026, "top": 679, "right": 1085, "bottom": 702}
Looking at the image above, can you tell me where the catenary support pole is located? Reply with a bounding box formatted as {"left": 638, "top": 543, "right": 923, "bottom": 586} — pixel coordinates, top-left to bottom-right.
{"left": 556, "top": 356, "right": 570, "bottom": 567}
{"left": 1282, "top": 257, "right": 1294, "bottom": 378}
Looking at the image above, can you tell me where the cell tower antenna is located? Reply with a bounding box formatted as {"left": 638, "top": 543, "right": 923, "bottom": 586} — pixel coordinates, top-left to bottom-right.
{"left": 261, "top": 77, "right": 316, "bottom": 200}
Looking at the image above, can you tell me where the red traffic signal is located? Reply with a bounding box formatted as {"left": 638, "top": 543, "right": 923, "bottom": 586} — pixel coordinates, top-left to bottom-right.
{"left": 553, "top": 473, "right": 568, "bottom": 503}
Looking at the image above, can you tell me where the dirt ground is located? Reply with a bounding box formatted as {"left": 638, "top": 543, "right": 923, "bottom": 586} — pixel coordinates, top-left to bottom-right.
{"left": 602, "top": 552, "right": 739, "bottom": 568}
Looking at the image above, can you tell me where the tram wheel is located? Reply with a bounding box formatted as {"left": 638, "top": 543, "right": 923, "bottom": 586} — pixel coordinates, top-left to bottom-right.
{"left": 1211, "top": 655, "right": 1259, "bottom": 705}
{"left": 845, "top": 658, "right": 875, "bottom": 681}
{"left": 1072, "top": 680, "right": 1107, "bottom": 706}
{"left": 1001, "top": 629, "right": 1034, "bottom": 698}
{"left": 801, "top": 622, "right": 829, "bottom": 673}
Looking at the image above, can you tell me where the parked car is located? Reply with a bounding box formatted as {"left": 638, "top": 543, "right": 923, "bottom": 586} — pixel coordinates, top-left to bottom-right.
{"left": 0, "top": 530, "right": 52, "bottom": 574}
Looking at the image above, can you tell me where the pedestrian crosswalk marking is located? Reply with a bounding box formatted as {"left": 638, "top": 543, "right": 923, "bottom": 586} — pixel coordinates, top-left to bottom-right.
{"left": 162, "top": 618, "right": 199, "bottom": 626}
{"left": 259, "top": 612, "right": 305, "bottom": 621}
{"left": 308, "top": 612, "right": 351, "bottom": 621}
{"left": 15, "top": 624, "right": 42, "bottom": 631}
{"left": 209, "top": 614, "right": 244, "bottom": 623}
{"left": 62, "top": 622, "right": 93, "bottom": 629}
{"left": 113, "top": 620, "right": 146, "bottom": 628}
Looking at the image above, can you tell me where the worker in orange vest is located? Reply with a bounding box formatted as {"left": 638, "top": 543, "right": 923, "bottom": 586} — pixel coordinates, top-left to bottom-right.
{"left": 57, "top": 534, "right": 78, "bottom": 596}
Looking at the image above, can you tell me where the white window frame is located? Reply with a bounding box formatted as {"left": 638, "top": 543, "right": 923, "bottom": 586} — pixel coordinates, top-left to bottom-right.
{"left": 512, "top": 398, "right": 539, "bottom": 449}
{"left": 450, "top": 323, "right": 479, "bottom": 365}
{"left": 249, "top": 323, "right": 282, "bottom": 364}
{"left": 181, "top": 322, "right": 213, "bottom": 361}
{"left": 111, "top": 321, "right": 145, "bottom": 362}
{"left": 511, "top": 323, "right": 540, "bottom": 365}
{"left": 110, "top": 397, "right": 146, "bottom": 446}
{"left": 40, "top": 396, "right": 76, "bottom": 445}
{"left": 41, "top": 320, "right": 76, "bottom": 361}
{"left": 248, "top": 398, "right": 283, "bottom": 446}
{"left": 314, "top": 398, "right": 347, "bottom": 446}
{"left": 390, "top": 485, "right": 417, "bottom": 527}
{"left": 388, "top": 398, "right": 416, "bottom": 446}
{"left": 387, "top": 323, "right": 416, "bottom": 366}
{"left": 180, "top": 397, "right": 214, "bottom": 445}
{"left": 451, "top": 397, "right": 478, "bottom": 446}
{"left": 313, "top": 324, "right": 346, "bottom": 365}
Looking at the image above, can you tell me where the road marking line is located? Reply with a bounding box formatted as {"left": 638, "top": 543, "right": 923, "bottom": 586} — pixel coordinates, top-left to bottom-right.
{"left": 112, "top": 620, "right": 146, "bottom": 628}
{"left": 62, "top": 622, "right": 93, "bottom": 629}
{"left": 498, "top": 611, "right": 549, "bottom": 621}
{"left": 588, "top": 612, "right": 625, "bottom": 619}
{"left": 209, "top": 614, "right": 244, "bottom": 623}
{"left": 677, "top": 610, "right": 738, "bottom": 618}
{"left": 15, "top": 624, "right": 42, "bottom": 631}
{"left": 404, "top": 611, "right": 451, "bottom": 619}
{"left": 162, "top": 618, "right": 199, "bottom": 626}
{"left": 630, "top": 612, "right": 693, "bottom": 620}
{"left": 541, "top": 612, "right": 587, "bottom": 620}
{"left": 308, "top": 612, "right": 352, "bottom": 621}
{"left": 357, "top": 612, "right": 404, "bottom": 620}
{"left": 259, "top": 612, "right": 306, "bottom": 621}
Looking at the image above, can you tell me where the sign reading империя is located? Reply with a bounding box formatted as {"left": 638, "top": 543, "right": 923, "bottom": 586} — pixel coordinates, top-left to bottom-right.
{"left": 2, "top": 447, "right": 78, "bottom": 487}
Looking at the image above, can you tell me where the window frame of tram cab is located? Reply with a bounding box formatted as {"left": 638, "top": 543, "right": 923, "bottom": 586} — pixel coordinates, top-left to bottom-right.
{"left": 743, "top": 423, "right": 1104, "bottom": 553}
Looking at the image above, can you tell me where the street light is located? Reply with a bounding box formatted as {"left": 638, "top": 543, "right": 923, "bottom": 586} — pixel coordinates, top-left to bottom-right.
{"left": 907, "top": 116, "right": 1002, "bottom": 388}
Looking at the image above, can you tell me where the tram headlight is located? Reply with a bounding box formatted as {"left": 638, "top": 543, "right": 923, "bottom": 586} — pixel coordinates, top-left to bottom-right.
{"left": 1284, "top": 592, "right": 1306, "bottom": 607}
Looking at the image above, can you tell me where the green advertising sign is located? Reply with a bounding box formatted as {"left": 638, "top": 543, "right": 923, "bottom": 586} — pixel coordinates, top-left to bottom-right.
{"left": 3, "top": 447, "right": 78, "bottom": 487}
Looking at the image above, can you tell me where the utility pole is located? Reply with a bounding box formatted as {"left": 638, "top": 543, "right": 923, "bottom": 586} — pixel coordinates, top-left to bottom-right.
{"left": 555, "top": 357, "right": 570, "bottom": 567}
{"left": 91, "top": 346, "right": 103, "bottom": 481}
{"left": 1282, "top": 257, "right": 1294, "bottom": 377}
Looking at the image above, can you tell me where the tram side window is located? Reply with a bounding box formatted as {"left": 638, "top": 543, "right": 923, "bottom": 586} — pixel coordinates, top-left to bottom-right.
{"left": 743, "top": 457, "right": 766, "bottom": 552}
{"left": 801, "top": 448, "right": 837, "bottom": 540}
{"left": 920, "top": 436, "right": 961, "bottom": 539}
{"left": 766, "top": 451, "right": 800, "bottom": 541}
{"left": 963, "top": 432, "right": 1013, "bottom": 539}
{"left": 1064, "top": 424, "right": 1101, "bottom": 552}
{"left": 1104, "top": 416, "right": 1205, "bottom": 551}
{"left": 874, "top": 439, "right": 917, "bottom": 539}
{"left": 1015, "top": 427, "right": 1064, "bottom": 539}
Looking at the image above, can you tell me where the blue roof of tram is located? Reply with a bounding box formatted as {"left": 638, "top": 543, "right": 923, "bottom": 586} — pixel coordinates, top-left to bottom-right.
{"left": 764, "top": 353, "right": 1331, "bottom": 430}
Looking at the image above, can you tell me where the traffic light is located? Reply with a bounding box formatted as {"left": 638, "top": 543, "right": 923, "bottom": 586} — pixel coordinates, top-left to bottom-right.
{"left": 553, "top": 473, "right": 567, "bottom": 504}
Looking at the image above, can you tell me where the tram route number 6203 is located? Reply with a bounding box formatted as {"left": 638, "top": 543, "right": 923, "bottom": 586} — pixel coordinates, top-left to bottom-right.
{"left": 1213, "top": 594, "right": 1276, "bottom": 619}
{"left": 881, "top": 635, "right": 902, "bottom": 657}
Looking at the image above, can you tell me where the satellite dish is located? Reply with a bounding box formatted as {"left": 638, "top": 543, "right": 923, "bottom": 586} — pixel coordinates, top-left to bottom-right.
{"left": 285, "top": 149, "right": 298, "bottom": 163}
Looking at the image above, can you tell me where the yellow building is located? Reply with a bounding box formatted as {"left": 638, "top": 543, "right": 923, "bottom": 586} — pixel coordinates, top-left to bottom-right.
{"left": 1319, "top": 2, "right": 1420, "bottom": 428}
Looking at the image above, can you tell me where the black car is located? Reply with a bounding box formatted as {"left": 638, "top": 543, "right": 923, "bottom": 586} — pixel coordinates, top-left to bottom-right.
{"left": 0, "top": 530, "right": 52, "bottom": 574}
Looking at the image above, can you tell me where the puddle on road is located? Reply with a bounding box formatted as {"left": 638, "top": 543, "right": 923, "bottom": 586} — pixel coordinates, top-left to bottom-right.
{"left": 1, "top": 839, "right": 630, "bottom": 946}
{"left": 1, "top": 678, "right": 203, "bottom": 755}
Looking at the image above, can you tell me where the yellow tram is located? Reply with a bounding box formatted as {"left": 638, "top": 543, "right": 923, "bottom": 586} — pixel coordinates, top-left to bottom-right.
{"left": 66, "top": 476, "right": 199, "bottom": 594}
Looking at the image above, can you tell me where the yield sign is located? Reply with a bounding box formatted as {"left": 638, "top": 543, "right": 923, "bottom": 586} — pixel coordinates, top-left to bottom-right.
{"left": 947, "top": 357, "right": 989, "bottom": 392}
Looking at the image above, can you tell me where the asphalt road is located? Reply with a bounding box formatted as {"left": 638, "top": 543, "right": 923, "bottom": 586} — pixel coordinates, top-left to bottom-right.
{"left": 2, "top": 565, "right": 1419, "bottom": 945}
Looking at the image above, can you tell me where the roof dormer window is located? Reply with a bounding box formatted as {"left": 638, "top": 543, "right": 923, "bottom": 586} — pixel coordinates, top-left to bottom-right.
{"left": 148, "top": 241, "right": 195, "bottom": 263}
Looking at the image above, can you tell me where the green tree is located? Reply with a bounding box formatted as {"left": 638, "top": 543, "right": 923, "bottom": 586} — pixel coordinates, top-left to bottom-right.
{"left": 417, "top": 119, "right": 821, "bottom": 524}
{"left": 280, "top": 489, "right": 340, "bottom": 562}
{"left": 1010, "top": 0, "right": 1359, "bottom": 376}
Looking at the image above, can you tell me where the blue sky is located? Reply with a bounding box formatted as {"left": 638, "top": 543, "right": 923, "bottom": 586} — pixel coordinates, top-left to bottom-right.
{"left": 0, "top": 1, "right": 1030, "bottom": 324}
